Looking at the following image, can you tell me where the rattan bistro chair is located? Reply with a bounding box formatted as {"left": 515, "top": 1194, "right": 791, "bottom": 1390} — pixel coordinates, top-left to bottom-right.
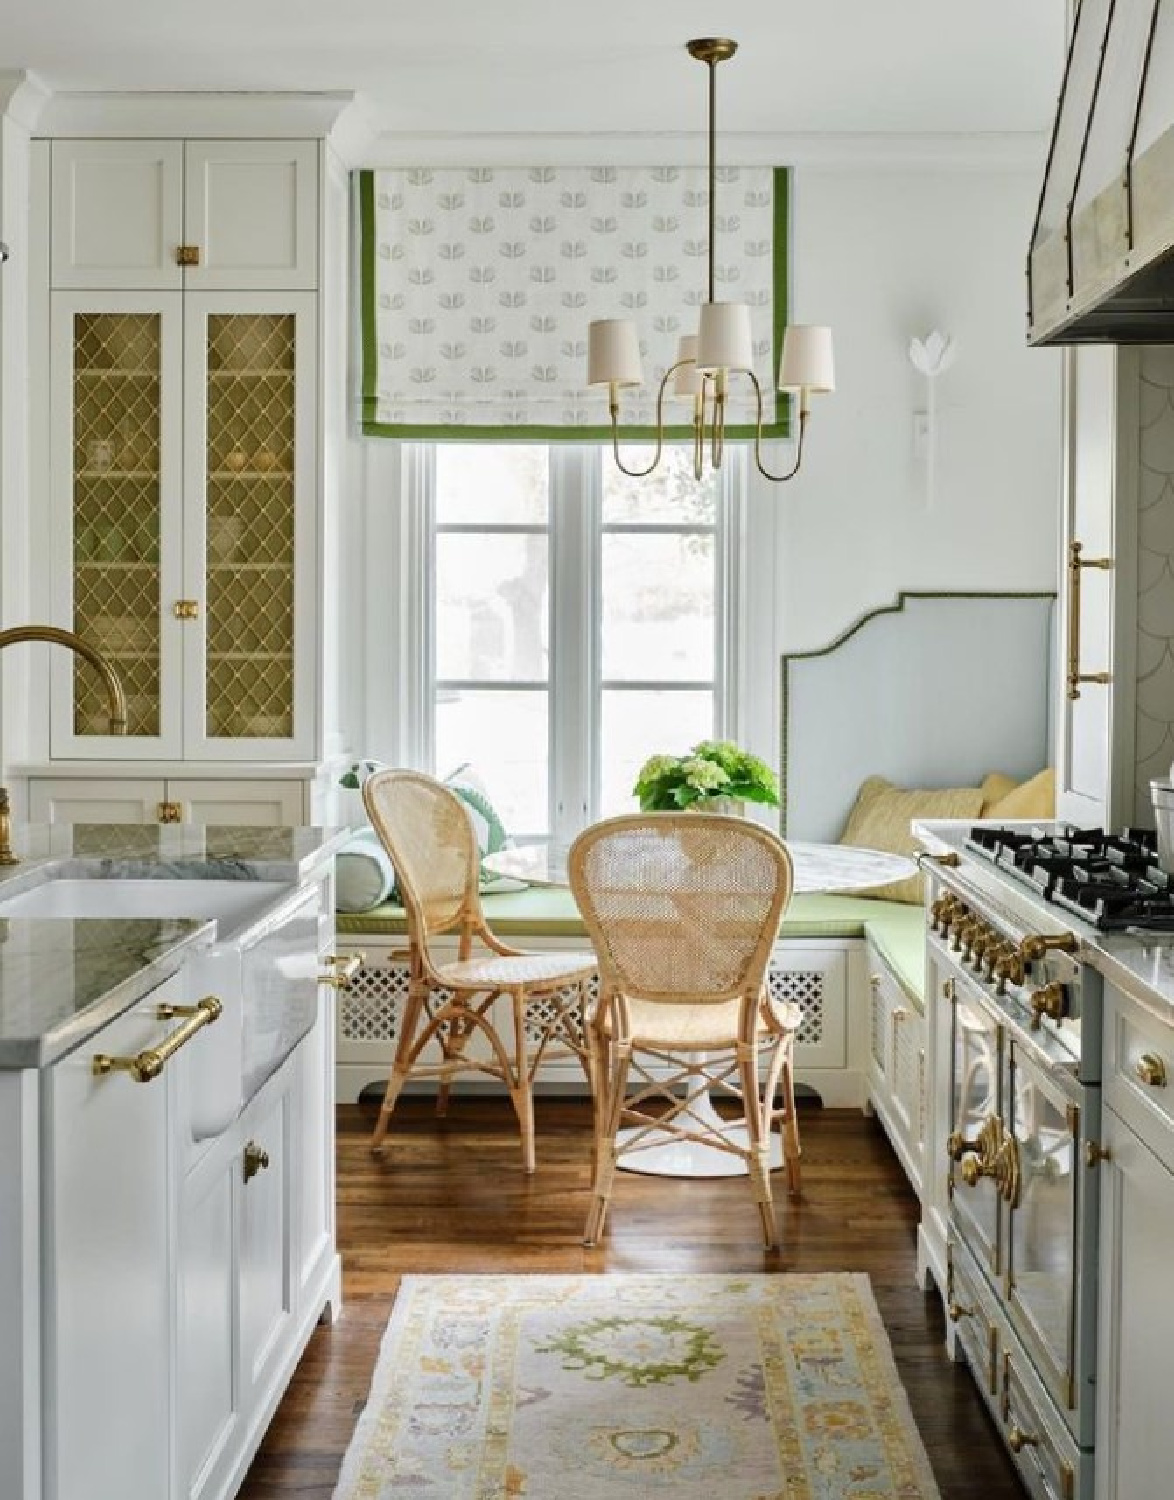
{"left": 569, "top": 812, "right": 803, "bottom": 1250}
{"left": 363, "top": 769, "right": 597, "bottom": 1172}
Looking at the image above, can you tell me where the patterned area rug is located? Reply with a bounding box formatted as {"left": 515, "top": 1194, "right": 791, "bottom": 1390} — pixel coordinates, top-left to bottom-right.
{"left": 335, "top": 1273, "right": 941, "bottom": 1499}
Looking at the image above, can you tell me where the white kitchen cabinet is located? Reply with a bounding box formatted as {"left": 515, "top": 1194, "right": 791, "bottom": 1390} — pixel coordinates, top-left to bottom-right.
{"left": 29, "top": 774, "right": 307, "bottom": 826}
{"left": 1094, "top": 1107, "right": 1174, "bottom": 1500}
{"left": 866, "top": 952, "right": 926, "bottom": 1199}
{"left": 46, "top": 288, "right": 318, "bottom": 762}
{"left": 41, "top": 981, "right": 189, "bottom": 1500}
{"left": 51, "top": 139, "right": 317, "bottom": 292}
{"left": 1055, "top": 344, "right": 1139, "bottom": 827}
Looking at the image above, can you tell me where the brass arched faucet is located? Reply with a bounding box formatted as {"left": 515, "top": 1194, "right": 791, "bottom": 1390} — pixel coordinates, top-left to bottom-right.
{"left": 0, "top": 625, "right": 127, "bottom": 865}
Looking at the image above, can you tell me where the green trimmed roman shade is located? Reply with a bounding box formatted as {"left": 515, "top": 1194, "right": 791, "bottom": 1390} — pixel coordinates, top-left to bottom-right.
{"left": 358, "top": 166, "right": 790, "bottom": 441}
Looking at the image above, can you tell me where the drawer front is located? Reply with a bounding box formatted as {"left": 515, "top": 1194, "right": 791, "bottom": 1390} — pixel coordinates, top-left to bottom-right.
{"left": 948, "top": 1240, "right": 1000, "bottom": 1404}
{"left": 1001, "top": 1348, "right": 1080, "bottom": 1500}
{"left": 1104, "top": 986, "right": 1174, "bottom": 1171}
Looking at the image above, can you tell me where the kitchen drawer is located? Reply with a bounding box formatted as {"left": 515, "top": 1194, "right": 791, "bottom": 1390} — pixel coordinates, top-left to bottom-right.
{"left": 1000, "top": 1346, "right": 1081, "bottom": 1500}
{"left": 947, "top": 1239, "right": 1000, "bottom": 1404}
{"left": 1104, "top": 984, "right": 1174, "bottom": 1171}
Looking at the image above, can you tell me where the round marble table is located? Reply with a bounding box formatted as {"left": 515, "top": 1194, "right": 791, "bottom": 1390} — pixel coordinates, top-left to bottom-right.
{"left": 483, "top": 835, "right": 917, "bottom": 1179}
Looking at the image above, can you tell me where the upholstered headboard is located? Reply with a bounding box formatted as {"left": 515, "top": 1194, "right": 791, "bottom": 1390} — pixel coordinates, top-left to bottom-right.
{"left": 780, "top": 592, "right": 1056, "bottom": 842}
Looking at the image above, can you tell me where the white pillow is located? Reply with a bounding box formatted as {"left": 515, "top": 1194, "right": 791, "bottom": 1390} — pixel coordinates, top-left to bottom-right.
{"left": 335, "top": 827, "right": 397, "bottom": 913}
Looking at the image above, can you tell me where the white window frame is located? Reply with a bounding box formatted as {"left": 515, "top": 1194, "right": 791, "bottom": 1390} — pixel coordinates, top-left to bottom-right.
{"left": 367, "top": 440, "right": 776, "bottom": 842}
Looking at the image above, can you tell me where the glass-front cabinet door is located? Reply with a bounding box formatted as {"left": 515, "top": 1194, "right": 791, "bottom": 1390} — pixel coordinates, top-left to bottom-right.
{"left": 50, "top": 293, "right": 185, "bottom": 757}
{"left": 182, "top": 293, "right": 316, "bottom": 759}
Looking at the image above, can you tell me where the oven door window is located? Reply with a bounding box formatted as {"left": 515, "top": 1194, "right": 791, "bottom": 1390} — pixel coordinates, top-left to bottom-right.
{"left": 950, "top": 991, "right": 1002, "bottom": 1272}
{"left": 1006, "top": 1041, "right": 1078, "bottom": 1410}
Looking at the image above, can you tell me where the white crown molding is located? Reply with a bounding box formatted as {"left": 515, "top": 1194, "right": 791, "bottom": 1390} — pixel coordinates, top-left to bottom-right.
{"left": 34, "top": 89, "right": 363, "bottom": 140}
{"left": 0, "top": 72, "right": 51, "bottom": 132}
{"left": 362, "top": 129, "right": 1047, "bottom": 174}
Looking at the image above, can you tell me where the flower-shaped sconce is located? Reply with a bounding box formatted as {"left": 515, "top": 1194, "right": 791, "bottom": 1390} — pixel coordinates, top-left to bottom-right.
{"left": 908, "top": 330, "right": 957, "bottom": 508}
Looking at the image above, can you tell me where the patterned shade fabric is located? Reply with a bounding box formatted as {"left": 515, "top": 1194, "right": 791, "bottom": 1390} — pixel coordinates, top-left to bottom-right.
{"left": 359, "top": 166, "right": 789, "bottom": 440}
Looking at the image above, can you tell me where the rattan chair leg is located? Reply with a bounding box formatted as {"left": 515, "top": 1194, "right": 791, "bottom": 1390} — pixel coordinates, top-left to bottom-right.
{"left": 509, "top": 990, "right": 537, "bottom": 1174}
{"left": 371, "top": 979, "right": 430, "bottom": 1154}
{"left": 781, "top": 1050, "right": 802, "bottom": 1196}
{"left": 737, "top": 1041, "right": 779, "bottom": 1250}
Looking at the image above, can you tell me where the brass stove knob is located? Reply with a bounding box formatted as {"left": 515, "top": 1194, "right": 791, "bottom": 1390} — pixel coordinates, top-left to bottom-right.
{"left": 1029, "top": 981, "right": 1067, "bottom": 1031}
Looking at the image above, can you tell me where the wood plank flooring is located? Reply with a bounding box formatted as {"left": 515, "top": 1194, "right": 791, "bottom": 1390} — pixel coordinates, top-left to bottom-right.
{"left": 238, "top": 1097, "right": 1026, "bottom": 1499}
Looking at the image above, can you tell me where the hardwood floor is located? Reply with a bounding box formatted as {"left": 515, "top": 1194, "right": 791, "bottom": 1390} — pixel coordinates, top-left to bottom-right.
{"left": 238, "top": 1097, "right": 1026, "bottom": 1499}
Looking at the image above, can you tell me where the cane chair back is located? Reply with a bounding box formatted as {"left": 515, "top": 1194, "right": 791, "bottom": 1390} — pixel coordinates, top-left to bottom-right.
{"left": 570, "top": 813, "right": 792, "bottom": 1005}
{"left": 363, "top": 769, "right": 481, "bottom": 949}
{"left": 568, "top": 812, "right": 801, "bottom": 1250}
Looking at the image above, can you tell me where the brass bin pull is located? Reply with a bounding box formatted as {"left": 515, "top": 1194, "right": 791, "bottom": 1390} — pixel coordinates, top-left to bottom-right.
{"left": 321, "top": 953, "right": 364, "bottom": 989}
{"left": 1135, "top": 1052, "right": 1168, "bottom": 1088}
{"left": 92, "top": 996, "right": 222, "bottom": 1082}
{"left": 1066, "top": 539, "right": 1113, "bottom": 700}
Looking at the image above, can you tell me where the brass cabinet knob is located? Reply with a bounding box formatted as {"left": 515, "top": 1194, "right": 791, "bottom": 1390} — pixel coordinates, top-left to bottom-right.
{"left": 1135, "top": 1052, "right": 1168, "bottom": 1089}
{"left": 243, "top": 1141, "right": 270, "bottom": 1182}
{"left": 947, "top": 1130, "right": 982, "bottom": 1162}
{"left": 1007, "top": 1424, "right": 1039, "bottom": 1454}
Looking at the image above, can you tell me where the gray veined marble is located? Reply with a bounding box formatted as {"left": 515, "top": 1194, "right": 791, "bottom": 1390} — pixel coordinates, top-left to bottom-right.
{"left": 0, "top": 917, "right": 213, "bottom": 1068}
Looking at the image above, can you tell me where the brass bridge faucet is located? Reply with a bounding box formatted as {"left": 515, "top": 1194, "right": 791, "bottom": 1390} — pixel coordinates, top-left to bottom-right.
{"left": 0, "top": 626, "right": 127, "bottom": 865}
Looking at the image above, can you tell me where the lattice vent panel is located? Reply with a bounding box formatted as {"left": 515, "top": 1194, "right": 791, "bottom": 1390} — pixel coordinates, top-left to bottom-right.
{"left": 71, "top": 312, "right": 162, "bottom": 736}
{"left": 766, "top": 968, "right": 824, "bottom": 1046}
{"left": 205, "top": 313, "right": 296, "bottom": 739}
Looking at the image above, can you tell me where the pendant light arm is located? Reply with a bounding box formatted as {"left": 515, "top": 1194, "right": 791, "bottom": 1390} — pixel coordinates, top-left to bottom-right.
{"left": 607, "top": 357, "right": 698, "bottom": 479}
{"left": 747, "top": 370, "right": 809, "bottom": 483}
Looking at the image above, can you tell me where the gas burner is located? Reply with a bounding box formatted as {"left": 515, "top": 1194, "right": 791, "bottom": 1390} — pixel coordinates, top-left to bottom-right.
{"left": 966, "top": 823, "right": 1173, "bottom": 931}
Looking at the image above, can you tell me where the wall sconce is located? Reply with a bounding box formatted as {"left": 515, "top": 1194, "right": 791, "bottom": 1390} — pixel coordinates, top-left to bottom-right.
{"left": 908, "top": 330, "right": 956, "bottom": 508}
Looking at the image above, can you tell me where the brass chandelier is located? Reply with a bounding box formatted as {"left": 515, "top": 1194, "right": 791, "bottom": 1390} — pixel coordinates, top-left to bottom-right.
{"left": 586, "top": 38, "right": 834, "bottom": 482}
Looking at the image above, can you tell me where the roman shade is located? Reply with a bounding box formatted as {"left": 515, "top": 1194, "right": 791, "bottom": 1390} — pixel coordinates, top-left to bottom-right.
{"left": 358, "top": 166, "right": 789, "bottom": 440}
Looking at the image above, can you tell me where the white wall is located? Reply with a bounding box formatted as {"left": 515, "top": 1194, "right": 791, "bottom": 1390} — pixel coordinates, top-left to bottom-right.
{"left": 773, "top": 163, "right": 1060, "bottom": 654}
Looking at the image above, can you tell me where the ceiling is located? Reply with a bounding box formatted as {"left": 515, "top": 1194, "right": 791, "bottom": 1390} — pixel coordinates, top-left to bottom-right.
{"left": 2, "top": 1, "right": 1065, "bottom": 139}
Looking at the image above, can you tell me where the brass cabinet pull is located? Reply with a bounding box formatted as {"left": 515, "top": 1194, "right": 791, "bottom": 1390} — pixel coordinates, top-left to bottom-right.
{"left": 1135, "top": 1052, "right": 1168, "bottom": 1088}
{"left": 243, "top": 1141, "right": 270, "bottom": 1182}
{"left": 173, "top": 599, "right": 200, "bottom": 621}
{"left": 321, "top": 952, "right": 364, "bottom": 989}
{"left": 176, "top": 244, "right": 201, "bottom": 267}
{"left": 157, "top": 801, "right": 183, "bottom": 824}
{"left": 1084, "top": 1141, "right": 1112, "bottom": 1168}
{"left": 1007, "top": 1424, "right": 1039, "bottom": 1454}
{"left": 92, "top": 996, "right": 222, "bottom": 1082}
{"left": 1066, "top": 539, "right": 1113, "bottom": 700}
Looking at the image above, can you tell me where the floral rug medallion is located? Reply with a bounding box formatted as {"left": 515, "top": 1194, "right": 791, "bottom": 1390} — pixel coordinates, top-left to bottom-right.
{"left": 334, "top": 1273, "right": 941, "bottom": 1499}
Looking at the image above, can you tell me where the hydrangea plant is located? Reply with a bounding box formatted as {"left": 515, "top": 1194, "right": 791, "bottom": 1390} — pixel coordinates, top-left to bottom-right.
{"left": 633, "top": 740, "right": 781, "bottom": 811}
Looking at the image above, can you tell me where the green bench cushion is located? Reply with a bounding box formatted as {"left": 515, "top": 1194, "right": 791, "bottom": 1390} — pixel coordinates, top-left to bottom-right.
{"left": 336, "top": 887, "right": 926, "bottom": 1001}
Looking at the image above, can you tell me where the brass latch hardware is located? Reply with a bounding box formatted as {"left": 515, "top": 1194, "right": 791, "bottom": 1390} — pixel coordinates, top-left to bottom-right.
{"left": 173, "top": 599, "right": 200, "bottom": 621}
{"left": 1084, "top": 1141, "right": 1111, "bottom": 1169}
{"left": 947, "top": 1300, "right": 972, "bottom": 1323}
{"left": 942, "top": 977, "right": 956, "bottom": 1002}
{"left": 1007, "top": 1424, "right": 1039, "bottom": 1454}
{"left": 157, "top": 801, "right": 182, "bottom": 824}
{"left": 1029, "top": 981, "right": 1068, "bottom": 1030}
{"left": 243, "top": 1141, "right": 270, "bottom": 1182}
{"left": 1135, "top": 1052, "right": 1168, "bottom": 1089}
{"left": 921, "top": 850, "right": 960, "bottom": 868}
{"left": 321, "top": 952, "right": 364, "bottom": 989}
{"left": 92, "top": 996, "right": 222, "bottom": 1083}
{"left": 176, "top": 244, "right": 201, "bottom": 267}
{"left": 1066, "top": 540, "right": 1114, "bottom": 700}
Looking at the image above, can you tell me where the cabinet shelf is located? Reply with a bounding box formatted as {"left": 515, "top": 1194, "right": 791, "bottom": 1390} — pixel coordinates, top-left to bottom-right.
{"left": 75, "top": 368, "right": 159, "bottom": 380}
{"left": 206, "top": 561, "right": 293, "bottom": 572}
{"left": 209, "top": 470, "right": 293, "bottom": 480}
{"left": 76, "top": 560, "right": 159, "bottom": 571}
{"left": 207, "top": 650, "right": 289, "bottom": 661}
{"left": 208, "top": 368, "right": 295, "bottom": 380}
{"left": 76, "top": 469, "right": 159, "bottom": 481}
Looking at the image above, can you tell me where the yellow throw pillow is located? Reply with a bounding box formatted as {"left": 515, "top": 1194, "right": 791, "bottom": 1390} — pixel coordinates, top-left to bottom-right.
{"left": 986, "top": 767, "right": 1055, "bottom": 821}
{"left": 839, "top": 775, "right": 985, "bottom": 903}
{"left": 980, "top": 771, "right": 1018, "bottom": 815}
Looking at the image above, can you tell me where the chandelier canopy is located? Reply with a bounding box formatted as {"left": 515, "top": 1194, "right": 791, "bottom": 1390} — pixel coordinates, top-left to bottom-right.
{"left": 586, "top": 38, "right": 834, "bottom": 483}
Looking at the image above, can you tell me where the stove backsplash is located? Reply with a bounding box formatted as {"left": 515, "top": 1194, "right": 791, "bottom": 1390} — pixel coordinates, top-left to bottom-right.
{"left": 1135, "top": 345, "right": 1174, "bottom": 823}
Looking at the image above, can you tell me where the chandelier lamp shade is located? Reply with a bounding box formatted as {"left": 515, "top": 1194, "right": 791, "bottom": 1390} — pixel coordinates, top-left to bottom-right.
{"left": 586, "top": 38, "right": 834, "bottom": 483}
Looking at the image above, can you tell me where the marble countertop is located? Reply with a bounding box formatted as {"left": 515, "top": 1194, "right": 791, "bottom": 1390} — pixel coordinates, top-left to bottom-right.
{"left": 0, "top": 824, "right": 349, "bottom": 1069}
{"left": 0, "top": 917, "right": 213, "bottom": 1068}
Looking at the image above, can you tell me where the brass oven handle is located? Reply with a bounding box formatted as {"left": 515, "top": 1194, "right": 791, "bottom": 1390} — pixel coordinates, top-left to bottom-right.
{"left": 953, "top": 1116, "right": 1022, "bottom": 1207}
{"left": 92, "top": 996, "right": 222, "bottom": 1082}
{"left": 1135, "top": 1052, "right": 1168, "bottom": 1089}
{"left": 321, "top": 952, "right": 364, "bottom": 989}
{"left": 1067, "top": 539, "right": 1113, "bottom": 700}
{"left": 1007, "top": 1424, "right": 1039, "bottom": 1454}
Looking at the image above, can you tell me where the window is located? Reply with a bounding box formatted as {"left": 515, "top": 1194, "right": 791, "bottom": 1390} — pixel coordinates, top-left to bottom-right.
{"left": 384, "top": 442, "right": 746, "bottom": 845}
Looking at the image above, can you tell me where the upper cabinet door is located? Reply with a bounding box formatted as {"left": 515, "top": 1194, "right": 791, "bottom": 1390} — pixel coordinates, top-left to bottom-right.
{"left": 183, "top": 141, "right": 318, "bottom": 291}
{"left": 51, "top": 140, "right": 185, "bottom": 290}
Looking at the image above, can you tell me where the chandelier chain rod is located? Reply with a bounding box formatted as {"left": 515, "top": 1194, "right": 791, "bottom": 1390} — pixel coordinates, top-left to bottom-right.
{"left": 707, "top": 56, "right": 717, "bottom": 305}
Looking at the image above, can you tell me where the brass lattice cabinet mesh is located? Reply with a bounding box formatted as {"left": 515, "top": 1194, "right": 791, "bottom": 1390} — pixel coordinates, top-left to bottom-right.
{"left": 205, "top": 313, "right": 296, "bottom": 738}
{"left": 72, "top": 312, "right": 162, "bottom": 736}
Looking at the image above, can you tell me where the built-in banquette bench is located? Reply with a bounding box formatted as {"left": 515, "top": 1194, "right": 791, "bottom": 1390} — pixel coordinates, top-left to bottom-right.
{"left": 334, "top": 592, "right": 1054, "bottom": 1207}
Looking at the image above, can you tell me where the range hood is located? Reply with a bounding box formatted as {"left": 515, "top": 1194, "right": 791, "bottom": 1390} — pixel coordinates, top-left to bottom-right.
{"left": 1028, "top": 0, "right": 1174, "bottom": 345}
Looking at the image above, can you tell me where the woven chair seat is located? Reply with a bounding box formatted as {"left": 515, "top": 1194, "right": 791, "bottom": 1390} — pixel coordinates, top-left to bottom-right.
{"left": 605, "top": 995, "right": 803, "bottom": 1050}
{"left": 437, "top": 951, "right": 597, "bottom": 990}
